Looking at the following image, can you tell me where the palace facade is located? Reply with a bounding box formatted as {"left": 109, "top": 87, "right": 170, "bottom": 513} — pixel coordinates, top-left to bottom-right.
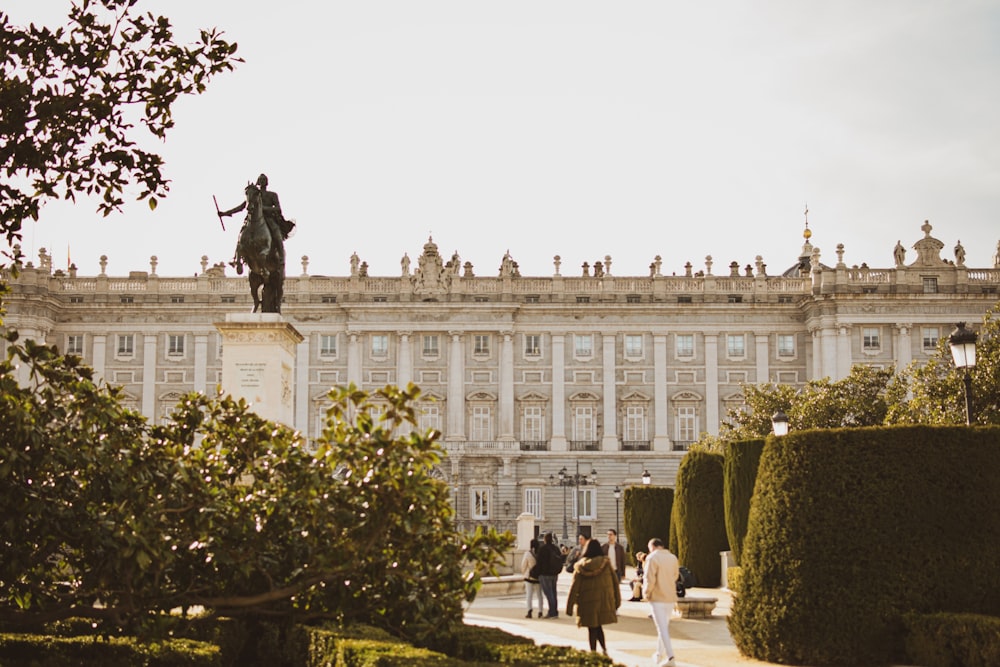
{"left": 4, "top": 221, "right": 999, "bottom": 539}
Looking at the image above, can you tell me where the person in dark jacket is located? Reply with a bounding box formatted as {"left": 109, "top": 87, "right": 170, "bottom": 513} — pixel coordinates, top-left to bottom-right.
{"left": 567, "top": 539, "right": 621, "bottom": 654}
{"left": 602, "top": 529, "right": 627, "bottom": 581}
{"left": 535, "top": 532, "right": 565, "bottom": 618}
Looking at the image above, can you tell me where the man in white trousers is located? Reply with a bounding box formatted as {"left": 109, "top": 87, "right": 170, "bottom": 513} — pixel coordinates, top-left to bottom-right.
{"left": 642, "top": 537, "right": 680, "bottom": 667}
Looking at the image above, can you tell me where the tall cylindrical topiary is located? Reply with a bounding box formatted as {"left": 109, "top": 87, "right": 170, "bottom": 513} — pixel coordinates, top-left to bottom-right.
{"left": 723, "top": 439, "right": 766, "bottom": 565}
{"left": 673, "top": 450, "right": 729, "bottom": 587}
{"left": 623, "top": 485, "right": 673, "bottom": 564}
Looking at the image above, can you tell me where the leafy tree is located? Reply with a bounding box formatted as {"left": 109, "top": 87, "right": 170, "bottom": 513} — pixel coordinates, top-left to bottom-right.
{"left": 0, "top": 0, "right": 241, "bottom": 247}
{"left": 0, "top": 333, "right": 510, "bottom": 645}
{"left": 723, "top": 365, "right": 906, "bottom": 439}
{"left": 889, "top": 305, "right": 1000, "bottom": 426}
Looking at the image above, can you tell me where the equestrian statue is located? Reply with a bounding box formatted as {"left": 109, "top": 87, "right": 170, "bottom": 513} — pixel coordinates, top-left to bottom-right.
{"left": 217, "top": 173, "right": 295, "bottom": 314}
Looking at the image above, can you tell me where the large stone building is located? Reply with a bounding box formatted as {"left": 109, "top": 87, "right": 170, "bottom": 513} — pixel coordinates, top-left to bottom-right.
{"left": 4, "top": 221, "right": 999, "bottom": 540}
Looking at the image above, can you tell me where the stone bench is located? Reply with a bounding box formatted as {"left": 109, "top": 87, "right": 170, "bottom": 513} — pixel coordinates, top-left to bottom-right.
{"left": 477, "top": 574, "right": 525, "bottom": 597}
{"left": 676, "top": 596, "right": 717, "bottom": 619}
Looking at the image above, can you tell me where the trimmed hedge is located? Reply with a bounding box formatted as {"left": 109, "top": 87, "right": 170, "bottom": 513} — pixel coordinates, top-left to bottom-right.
{"left": 623, "top": 485, "right": 673, "bottom": 564}
{"left": 903, "top": 612, "right": 1000, "bottom": 667}
{"left": 672, "top": 450, "right": 729, "bottom": 587}
{"left": 729, "top": 426, "right": 1000, "bottom": 666}
{"left": 723, "top": 439, "right": 765, "bottom": 566}
{"left": 0, "top": 633, "right": 222, "bottom": 666}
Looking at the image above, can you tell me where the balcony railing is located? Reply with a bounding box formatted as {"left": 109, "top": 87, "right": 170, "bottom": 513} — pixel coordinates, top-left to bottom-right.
{"left": 520, "top": 440, "right": 550, "bottom": 451}
{"left": 621, "top": 440, "right": 651, "bottom": 451}
{"left": 569, "top": 440, "right": 600, "bottom": 451}
{"left": 672, "top": 441, "right": 694, "bottom": 451}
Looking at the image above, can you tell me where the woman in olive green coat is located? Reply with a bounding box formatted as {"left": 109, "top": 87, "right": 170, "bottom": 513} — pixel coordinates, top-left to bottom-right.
{"left": 566, "top": 538, "right": 622, "bottom": 653}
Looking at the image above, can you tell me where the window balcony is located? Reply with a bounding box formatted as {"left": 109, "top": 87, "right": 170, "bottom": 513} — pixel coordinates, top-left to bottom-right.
{"left": 673, "top": 441, "right": 694, "bottom": 451}
{"left": 621, "top": 440, "right": 651, "bottom": 451}
{"left": 569, "top": 440, "right": 600, "bottom": 451}
{"left": 520, "top": 440, "right": 550, "bottom": 451}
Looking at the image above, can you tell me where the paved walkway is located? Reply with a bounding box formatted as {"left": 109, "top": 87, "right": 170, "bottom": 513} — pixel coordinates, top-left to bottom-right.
{"left": 465, "top": 570, "right": 772, "bottom": 667}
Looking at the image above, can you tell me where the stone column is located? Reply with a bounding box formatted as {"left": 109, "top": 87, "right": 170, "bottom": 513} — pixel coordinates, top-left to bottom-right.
{"left": 895, "top": 324, "right": 912, "bottom": 370}
{"left": 446, "top": 332, "right": 466, "bottom": 441}
{"left": 601, "top": 333, "right": 618, "bottom": 450}
{"left": 347, "top": 333, "right": 361, "bottom": 386}
{"left": 141, "top": 332, "right": 157, "bottom": 420}
{"left": 652, "top": 333, "right": 670, "bottom": 451}
{"left": 91, "top": 334, "right": 107, "bottom": 382}
{"left": 499, "top": 331, "right": 515, "bottom": 441}
{"left": 215, "top": 313, "right": 304, "bottom": 426}
{"left": 754, "top": 331, "right": 770, "bottom": 384}
{"left": 550, "top": 334, "right": 567, "bottom": 451}
{"left": 704, "top": 334, "right": 720, "bottom": 436}
{"left": 194, "top": 333, "right": 209, "bottom": 395}
{"left": 836, "top": 326, "right": 852, "bottom": 380}
{"left": 397, "top": 331, "right": 412, "bottom": 388}
{"left": 821, "top": 328, "right": 838, "bottom": 379}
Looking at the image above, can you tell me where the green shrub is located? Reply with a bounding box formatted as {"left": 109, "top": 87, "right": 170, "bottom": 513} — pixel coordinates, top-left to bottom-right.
{"left": 729, "top": 426, "right": 1000, "bottom": 666}
{"left": 904, "top": 613, "right": 1000, "bottom": 667}
{"left": 723, "top": 439, "right": 765, "bottom": 565}
{"left": 0, "top": 633, "right": 222, "bottom": 666}
{"left": 623, "top": 485, "right": 673, "bottom": 564}
{"left": 726, "top": 567, "right": 743, "bottom": 594}
{"left": 672, "top": 450, "right": 728, "bottom": 587}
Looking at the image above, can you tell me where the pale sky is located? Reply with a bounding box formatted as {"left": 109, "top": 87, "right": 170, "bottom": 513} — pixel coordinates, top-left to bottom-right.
{"left": 10, "top": 1, "right": 1000, "bottom": 278}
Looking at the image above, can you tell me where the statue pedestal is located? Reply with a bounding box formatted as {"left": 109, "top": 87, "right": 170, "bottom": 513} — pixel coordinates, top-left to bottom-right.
{"left": 215, "top": 313, "right": 303, "bottom": 426}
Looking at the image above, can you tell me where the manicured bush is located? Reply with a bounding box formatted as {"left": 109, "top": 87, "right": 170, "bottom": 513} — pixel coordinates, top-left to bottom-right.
{"left": 730, "top": 426, "right": 1000, "bottom": 666}
{"left": 727, "top": 567, "right": 743, "bottom": 594}
{"left": 903, "top": 612, "right": 1000, "bottom": 667}
{"left": 672, "top": 450, "right": 728, "bottom": 587}
{"left": 723, "top": 439, "right": 765, "bottom": 565}
{"left": 623, "top": 485, "right": 673, "bottom": 563}
{"left": 0, "top": 633, "right": 222, "bottom": 666}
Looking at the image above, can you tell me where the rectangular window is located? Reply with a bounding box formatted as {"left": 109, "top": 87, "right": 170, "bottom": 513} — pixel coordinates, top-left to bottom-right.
{"left": 625, "top": 406, "right": 646, "bottom": 441}
{"left": 369, "top": 404, "right": 386, "bottom": 423}
{"left": 777, "top": 334, "right": 795, "bottom": 357}
{"left": 371, "top": 334, "right": 388, "bottom": 356}
{"left": 422, "top": 335, "right": 439, "bottom": 356}
{"left": 524, "top": 334, "right": 541, "bottom": 356}
{"left": 677, "top": 406, "right": 697, "bottom": 442}
{"left": 922, "top": 327, "right": 940, "bottom": 351}
{"left": 523, "top": 487, "right": 542, "bottom": 518}
{"left": 626, "top": 294, "right": 641, "bottom": 303}
{"left": 170, "top": 295, "right": 184, "bottom": 304}
{"left": 117, "top": 334, "right": 134, "bottom": 357}
{"left": 418, "top": 404, "right": 441, "bottom": 434}
{"left": 221, "top": 296, "right": 236, "bottom": 303}
{"left": 471, "top": 406, "right": 492, "bottom": 440}
{"left": 168, "top": 334, "right": 185, "bottom": 356}
{"left": 574, "top": 488, "right": 596, "bottom": 520}
{"left": 525, "top": 295, "right": 540, "bottom": 303}
{"left": 576, "top": 296, "right": 590, "bottom": 303}
{"left": 728, "top": 294, "right": 743, "bottom": 304}
{"left": 321, "top": 295, "right": 337, "bottom": 303}
{"left": 863, "top": 327, "right": 881, "bottom": 351}
{"left": 471, "top": 488, "right": 490, "bottom": 520}
{"left": 320, "top": 334, "right": 337, "bottom": 356}
{"left": 625, "top": 334, "right": 643, "bottom": 357}
{"left": 473, "top": 334, "right": 490, "bottom": 355}
{"left": 727, "top": 334, "right": 745, "bottom": 357}
{"left": 69, "top": 296, "right": 84, "bottom": 304}
{"left": 573, "top": 406, "right": 594, "bottom": 441}
{"left": 575, "top": 334, "right": 593, "bottom": 357}
{"left": 522, "top": 406, "right": 544, "bottom": 441}
{"left": 922, "top": 277, "right": 938, "bottom": 294}
{"left": 676, "top": 334, "right": 694, "bottom": 357}
{"left": 66, "top": 335, "right": 84, "bottom": 355}
{"left": 120, "top": 296, "right": 134, "bottom": 304}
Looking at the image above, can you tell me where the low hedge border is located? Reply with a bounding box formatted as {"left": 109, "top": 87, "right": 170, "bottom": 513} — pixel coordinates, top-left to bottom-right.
{"left": 903, "top": 612, "right": 1000, "bottom": 667}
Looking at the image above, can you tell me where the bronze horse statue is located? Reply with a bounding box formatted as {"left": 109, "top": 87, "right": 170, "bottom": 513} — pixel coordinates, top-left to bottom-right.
{"left": 235, "top": 182, "right": 285, "bottom": 313}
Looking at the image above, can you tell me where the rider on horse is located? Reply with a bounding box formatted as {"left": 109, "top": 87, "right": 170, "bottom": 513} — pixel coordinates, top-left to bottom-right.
{"left": 218, "top": 173, "right": 295, "bottom": 275}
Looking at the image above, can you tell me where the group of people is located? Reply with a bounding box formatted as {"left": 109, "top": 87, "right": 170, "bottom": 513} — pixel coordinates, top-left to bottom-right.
{"left": 520, "top": 530, "right": 680, "bottom": 666}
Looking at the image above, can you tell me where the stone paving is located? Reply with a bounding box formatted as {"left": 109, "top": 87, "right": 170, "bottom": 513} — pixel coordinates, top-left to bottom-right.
{"left": 464, "top": 569, "right": 773, "bottom": 667}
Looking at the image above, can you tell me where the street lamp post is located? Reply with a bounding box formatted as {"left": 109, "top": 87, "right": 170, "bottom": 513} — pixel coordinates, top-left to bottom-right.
{"left": 550, "top": 463, "right": 598, "bottom": 541}
{"left": 771, "top": 410, "right": 790, "bottom": 437}
{"left": 949, "top": 322, "right": 979, "bottom": 425}
{"left": 612, "top": 486, "right": 622, "bottom": 538}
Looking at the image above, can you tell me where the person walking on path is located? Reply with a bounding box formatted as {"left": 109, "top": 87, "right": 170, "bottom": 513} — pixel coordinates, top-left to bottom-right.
{"left": 536, "top": 532, "right": 565, "bottom": 618}
{"left": 603, "top": 529, "right": 627, "bottom": 582}
{"left": 566, "top": 539, "right": 622, "bottom": 655}
{"left": 643, "top": 538, "right": 680, "bottom": 667}
{"left": 520, "top": 538, "right": 544, "bottom": 618}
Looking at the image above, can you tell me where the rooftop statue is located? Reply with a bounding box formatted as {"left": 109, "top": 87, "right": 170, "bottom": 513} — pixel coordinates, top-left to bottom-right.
{"left": 217, "top": 174, "right": 295, "bottom": 313}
